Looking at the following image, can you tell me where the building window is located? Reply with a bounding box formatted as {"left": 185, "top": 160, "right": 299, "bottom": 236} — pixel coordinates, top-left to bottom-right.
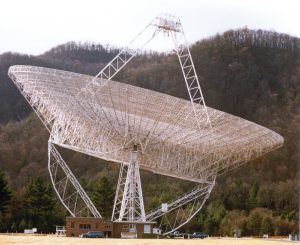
{"left": 71, "top": 222, "right": 74, "bottom": 228}
{"left": 96, "top": 223, "right": 99, "bottom": 229}
{"left": 79, "top": 224, "right": 91, "bottom": 229}
{"left": 144, "top": 224, "right": 151, "bottom": 234}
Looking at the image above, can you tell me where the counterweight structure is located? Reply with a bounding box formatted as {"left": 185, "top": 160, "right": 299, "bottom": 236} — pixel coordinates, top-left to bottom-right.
{"left": 8, "top": 14, "right": 283, "bottom": 234}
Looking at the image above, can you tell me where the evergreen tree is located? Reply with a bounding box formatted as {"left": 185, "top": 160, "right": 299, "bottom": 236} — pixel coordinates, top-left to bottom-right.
{"left": 24, "top": 177, "right": 56, "bottom": 232}
{"left": 11, "top": 222, "right": 17, "bottom": 232}
{"left": 246, "top": 210, "right": 263, "bottom": 235}
{"left": 247, "top": 181, "right": 259, "bottom": 210}
{"left": 260, "top": 216, "right": 273, "bottom": 235}
{"left": 18, "top": 219, "right": 27, "bottom": 232}
{"left": 92, "top": 177, "right": 114, "bottom": 220}
{"left": 0, "top": 171, "right": 11, "bottom": 215}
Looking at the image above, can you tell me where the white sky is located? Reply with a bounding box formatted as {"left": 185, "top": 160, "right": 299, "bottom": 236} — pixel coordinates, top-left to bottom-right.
{"left": 0, "top": 0, "right": 299, "bottom": 55}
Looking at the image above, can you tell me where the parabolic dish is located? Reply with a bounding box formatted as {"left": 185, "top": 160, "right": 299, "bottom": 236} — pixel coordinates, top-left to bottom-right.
{"left": 8, "top": 65, "right": 283, "bottom": 183}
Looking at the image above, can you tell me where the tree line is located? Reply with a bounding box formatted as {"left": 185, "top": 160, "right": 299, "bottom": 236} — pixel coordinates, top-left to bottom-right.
{"left": 199, "top": 27, "right": 300, "bottom": 49}
{"left": 0, "top": 167, "right": 298, "bottom": 235}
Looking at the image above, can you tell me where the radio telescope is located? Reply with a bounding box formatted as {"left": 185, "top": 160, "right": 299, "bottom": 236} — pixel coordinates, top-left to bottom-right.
{"left": 8, "top": 14, "right": 283, "bottom": 234}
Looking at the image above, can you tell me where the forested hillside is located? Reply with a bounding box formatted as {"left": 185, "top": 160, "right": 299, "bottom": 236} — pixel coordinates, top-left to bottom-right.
{"left": 0, "top": 28, "right": 299, "bottom": 236}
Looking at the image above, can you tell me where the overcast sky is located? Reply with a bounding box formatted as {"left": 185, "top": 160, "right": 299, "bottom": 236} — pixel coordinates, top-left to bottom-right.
{"left": 0, "top": 0, "right": 299, "bottom": 55}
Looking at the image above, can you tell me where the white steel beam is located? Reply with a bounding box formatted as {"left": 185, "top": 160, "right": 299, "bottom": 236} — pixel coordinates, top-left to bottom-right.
{"left": 48, "top": 141, "right": 102, "bottom": 218}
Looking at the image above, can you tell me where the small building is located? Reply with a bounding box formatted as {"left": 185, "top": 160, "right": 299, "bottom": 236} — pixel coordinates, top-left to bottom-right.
{"left": 66, "top": 217, "right": 156, "bottom": 238}
{"left": 66, "top": 217, "right": 113, "bottom": 237}
{"left": 113, "top": 221, "right": 156, "bottom": 238}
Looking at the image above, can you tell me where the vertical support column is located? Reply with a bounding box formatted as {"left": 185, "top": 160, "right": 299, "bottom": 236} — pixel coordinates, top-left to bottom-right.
{"left": 135, "top": 154, "right": 146, "bottom": 222}
{"left": 128, "top": 149, "right": 136, "bottom": 221}
{"left": 116, "top": 146, "right": 146, "bottom": 222}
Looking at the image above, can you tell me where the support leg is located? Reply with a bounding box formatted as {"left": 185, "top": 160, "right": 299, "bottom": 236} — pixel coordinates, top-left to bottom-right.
{"left": 113, "top": 147, "right": 146, "bottom": 222}
{"left": 48, "top": 141, "right": 102, "bottom": 218}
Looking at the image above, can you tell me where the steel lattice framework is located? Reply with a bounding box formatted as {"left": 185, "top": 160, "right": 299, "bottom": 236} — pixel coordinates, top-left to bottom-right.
{"left": 8, "top": 14, "right": 283, "bottom": 235}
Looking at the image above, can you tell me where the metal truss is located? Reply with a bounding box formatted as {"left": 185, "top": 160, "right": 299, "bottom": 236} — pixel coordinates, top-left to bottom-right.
{"left": 80, "top": 20, "right": 158, "bottom": 96}
{"left": 158, "top": 180, "right": 215, "bottom": 235}
{"left": 8, "top": 17, "right": 283, "bottom": 186}
{"left": 145, "top": 180, "right": 214, "bottom": 221}
{"left": 111, "top": 163, "right": 126, "bottom": 221}
{"left": 112, "top": 148, "right": 146, "bottom": 222}
{"left": 48, "top": 141, "right": 101, "bottom": 218}
{"left": 81, "top": 48, "right": 136, "bottom": 95}
{"left": 8, "top": 66, "right": 54, "bottom": 132}
{"left": 155, "top": 14, "right": 211, "bottom": 130}
{"left": 80, "top": 14, "right": 211, "bottom": 131}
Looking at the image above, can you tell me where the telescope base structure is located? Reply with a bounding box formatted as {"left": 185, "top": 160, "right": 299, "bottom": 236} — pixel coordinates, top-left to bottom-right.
{"left": 112, "top": 149, "right": 146, "bottom": 222}
{"left": 111, "top": 148, "right": 216, "bottom": 234}
{"left": 48, "top": 142, "right": 215, "bottom": 234}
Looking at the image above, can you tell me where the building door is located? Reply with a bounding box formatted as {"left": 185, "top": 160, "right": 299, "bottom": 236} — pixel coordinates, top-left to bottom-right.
{"left": 129, "top": 224, "right": 136, "bottom": 233}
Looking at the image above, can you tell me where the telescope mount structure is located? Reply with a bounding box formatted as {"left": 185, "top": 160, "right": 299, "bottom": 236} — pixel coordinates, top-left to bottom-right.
{"left": 8, "top": 14, "right": 283, "bottom": 235}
